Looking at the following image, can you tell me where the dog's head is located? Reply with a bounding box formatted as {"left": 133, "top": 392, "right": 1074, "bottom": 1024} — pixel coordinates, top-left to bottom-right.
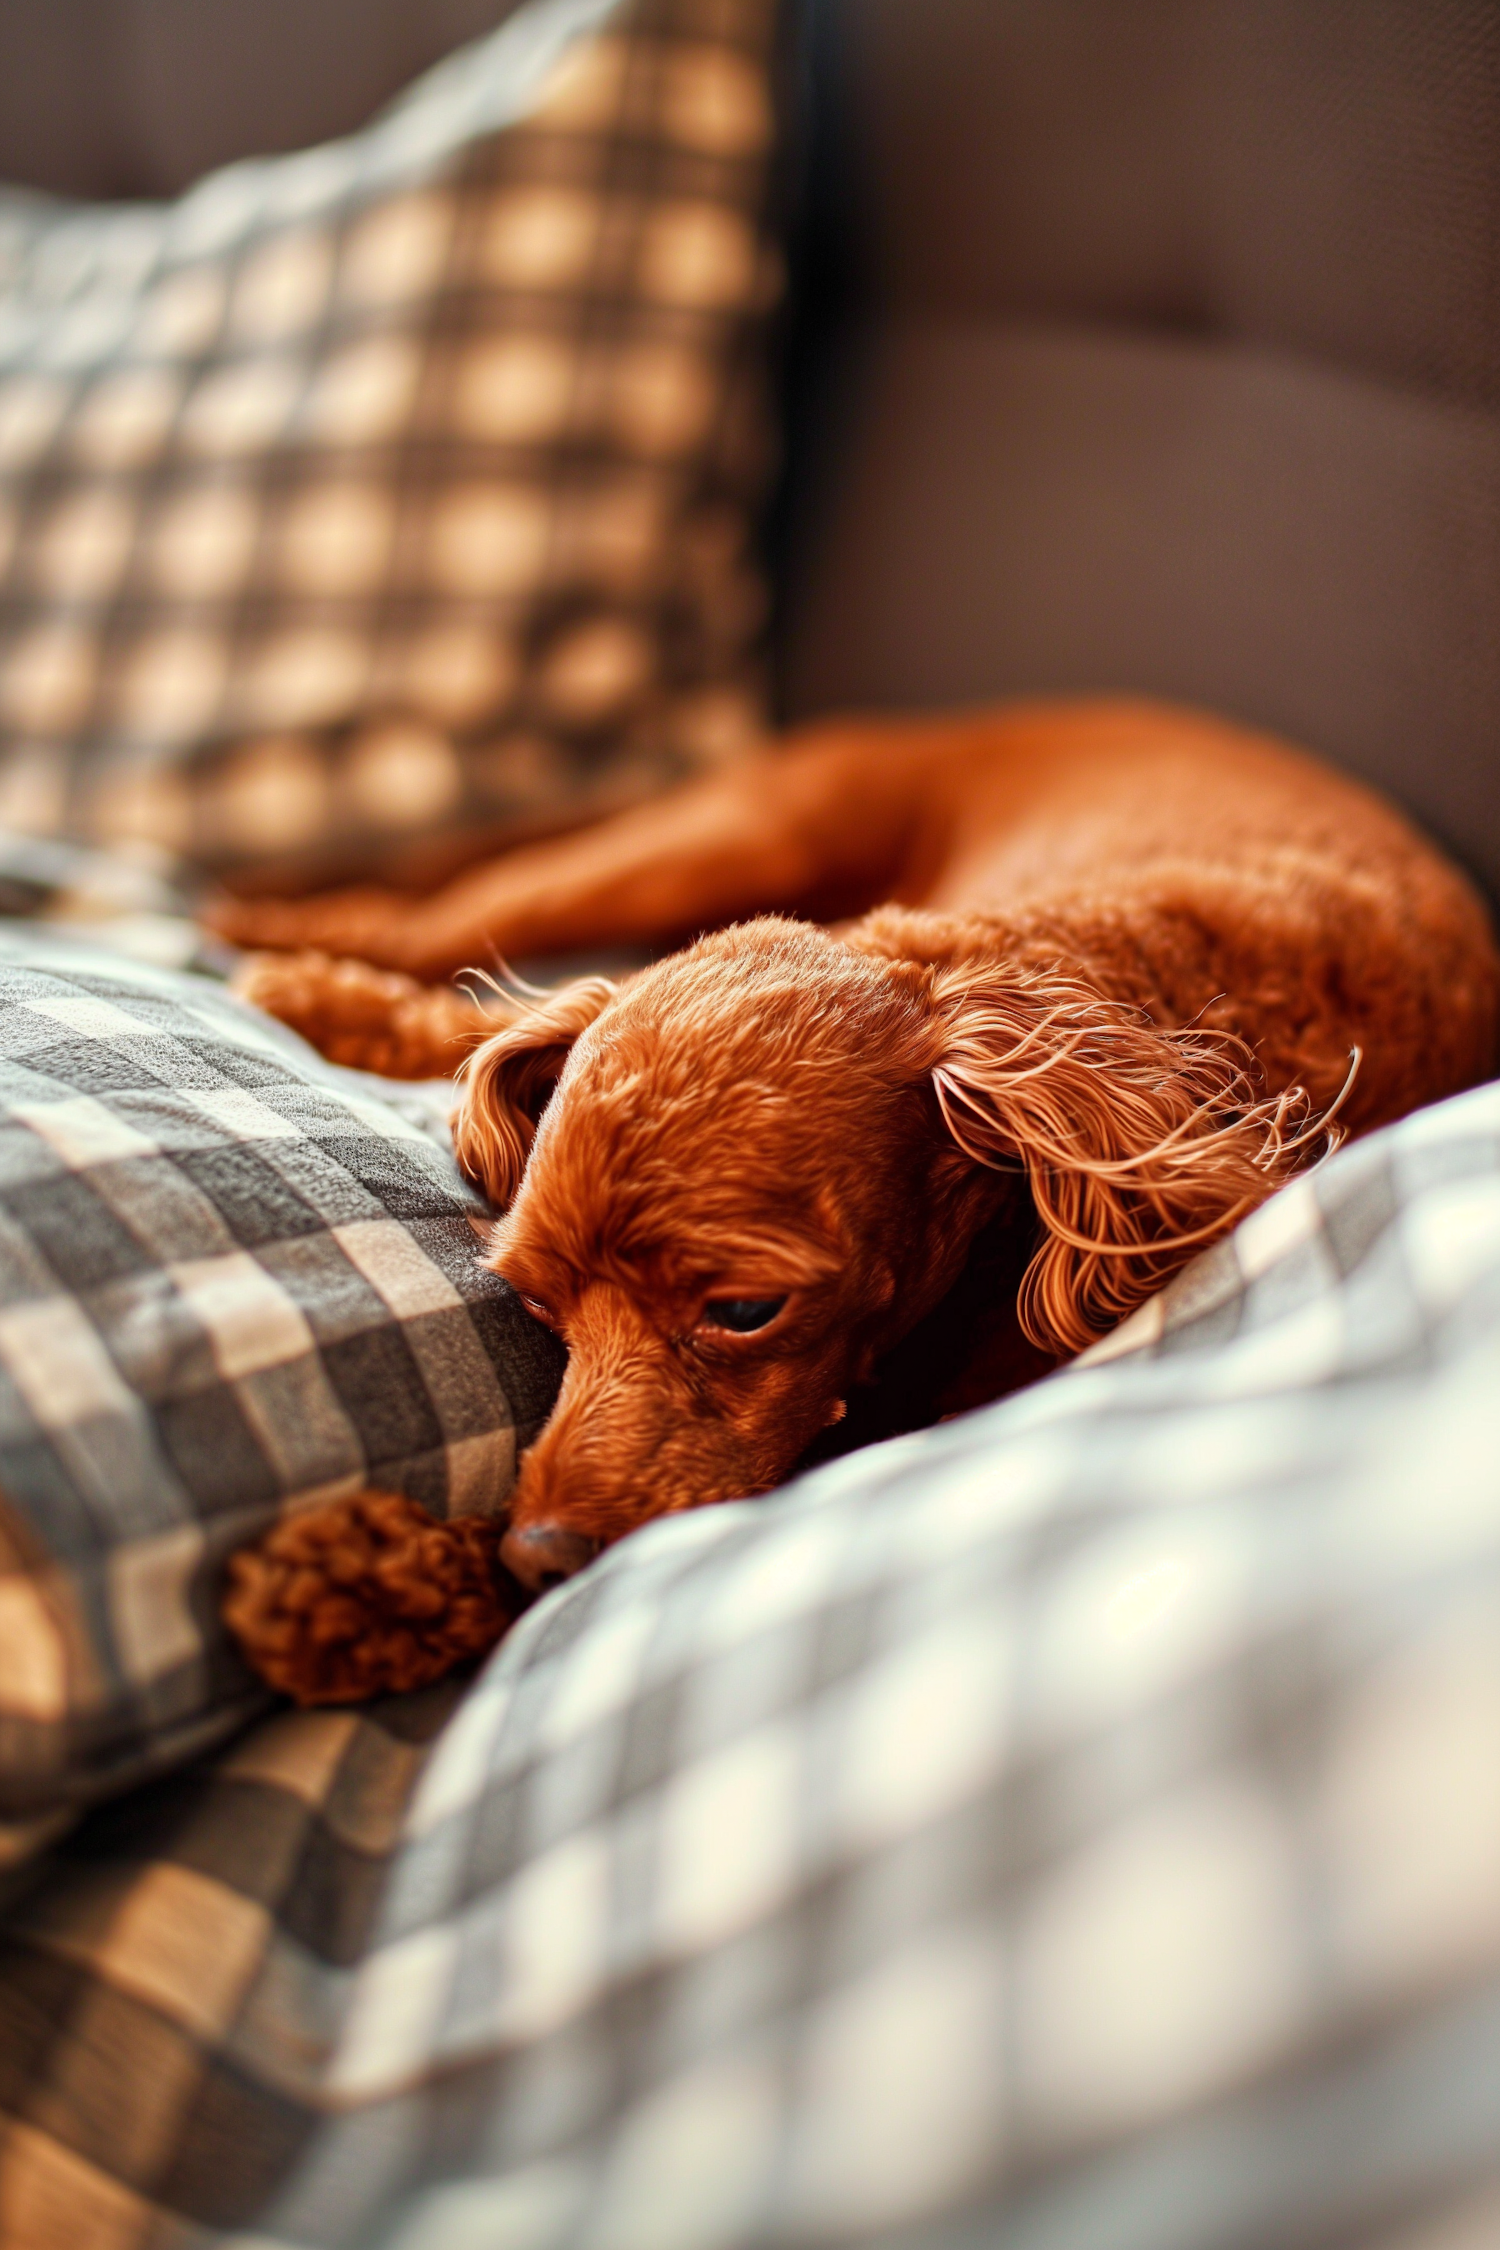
{"left": 455, "top": 915, "right": 1306, "bottom": 1589}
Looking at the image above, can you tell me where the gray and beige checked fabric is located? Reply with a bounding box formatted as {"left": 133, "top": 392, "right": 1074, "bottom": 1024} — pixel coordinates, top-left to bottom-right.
{"left": 4, "top": 1076, "right": 1499, "bottom": 2247}
{"left": 0, "top": 926, "right": 561, "bottom": 1855}
{"left": 0, "top": 1679, "right": 467, "bottom": 2243}
{"left": 0, "top": 820, "right": 215, "bottom": 976}
{"left": 0, "top": 0, "right": 781, "bottom": 882}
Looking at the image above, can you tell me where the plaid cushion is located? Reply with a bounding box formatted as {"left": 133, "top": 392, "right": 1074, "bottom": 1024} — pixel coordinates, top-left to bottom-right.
{"left": 0, "top": 925, "right": 561, "bottom": 1855}
{"left": 0, "top": 822, "right": 216, "bottom": 979}
{"left": 3, "top": 1077, "right": 1498, "bottom": 2246}
{"left": 0, "top": 0, "right": 780, "bottom": 882}
{"left": 0, "top": 1682, "right": 465, "bottom": 2240}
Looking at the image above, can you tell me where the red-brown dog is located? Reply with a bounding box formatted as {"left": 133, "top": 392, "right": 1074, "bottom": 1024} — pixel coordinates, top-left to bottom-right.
{"left": 217, "top": 700, "right": 1499, "bottom": 1698}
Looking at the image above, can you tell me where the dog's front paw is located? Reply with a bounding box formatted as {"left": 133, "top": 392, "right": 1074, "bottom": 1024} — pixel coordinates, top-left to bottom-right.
{"left": 223, "top": 1490, "right": 527, "bottom": 1705}
{"left": 232, "top": 950, "right": 465, "bottom": 1076}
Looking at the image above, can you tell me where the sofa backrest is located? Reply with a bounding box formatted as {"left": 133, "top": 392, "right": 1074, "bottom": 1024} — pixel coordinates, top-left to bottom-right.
{"left": 0, "top": 0, "right": 514, "bottom": 199}
{"left": 773, "top": 0, "right": 1500, "bottom": 904}
{"left": 4, "top": 0, "right": 1498, "bottom": 901}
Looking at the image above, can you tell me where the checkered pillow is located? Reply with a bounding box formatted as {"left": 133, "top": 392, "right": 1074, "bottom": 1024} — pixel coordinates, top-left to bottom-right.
{"left": 0, "top": 1680, "right": 467, "bottom": 2227}
{"left": 2, "top": 1078, "right": 1499, "bottom": 2244}
{"left": 0, "top": 0, "right": 780, "bottom": 882}
{"left": 0, "top": 927, "right": 561, "bottom": 1862}
{"left": 259, "top": 1077, "right": 1500, "bottom": 2250}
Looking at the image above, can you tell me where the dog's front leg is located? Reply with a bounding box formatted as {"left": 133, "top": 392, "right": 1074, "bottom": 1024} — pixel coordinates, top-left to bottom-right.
{"left": 207, "top": 726, "right": 932, "bottom": 979}
{"left": 224, "top": 1490, "right": 526, "bottom": 1703}
{"left": 232, "top": 952, "right": 494, "bottom": 1078}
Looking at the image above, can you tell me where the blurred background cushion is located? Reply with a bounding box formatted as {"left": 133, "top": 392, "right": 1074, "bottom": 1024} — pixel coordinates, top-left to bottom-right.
{"left": 7, "top": 0, "right": 1497, "bottom": 917}
{"left": 0, "top": 0, "right": 782, "bottom": 887}
{"left": 776, "top": 0, "right": 1500, "bottom": 908}
{"left": 0, "top": 927, "right": 561, "bottom": 1858}
{"left": 0, "top": 0, "right": 529, "bottom": 201}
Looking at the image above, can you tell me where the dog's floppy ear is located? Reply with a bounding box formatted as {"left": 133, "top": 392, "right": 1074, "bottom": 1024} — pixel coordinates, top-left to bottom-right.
{"left": 925, "top": 960, "right": 1330, "bottom": 1356}
{"left": 452, "top": 975, "right": 616, "bottom": 1206}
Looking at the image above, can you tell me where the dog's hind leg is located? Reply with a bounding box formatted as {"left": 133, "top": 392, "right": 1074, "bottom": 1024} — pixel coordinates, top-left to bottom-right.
{"left": 208, "top": 725, "right": 935, "bottom": 980}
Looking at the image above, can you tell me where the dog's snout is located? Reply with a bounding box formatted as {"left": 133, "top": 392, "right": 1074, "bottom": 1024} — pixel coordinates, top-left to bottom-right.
{"left": 500, "top": 1522, "right": 601, "bottom": 1594}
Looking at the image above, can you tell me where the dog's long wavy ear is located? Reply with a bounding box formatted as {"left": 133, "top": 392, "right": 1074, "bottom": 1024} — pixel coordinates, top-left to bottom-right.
{"left": 926, "top": 961, "right": 1337, "bottom": 1357}
{"left": 452, "top": 975, "right": 616, "bottom": 1207}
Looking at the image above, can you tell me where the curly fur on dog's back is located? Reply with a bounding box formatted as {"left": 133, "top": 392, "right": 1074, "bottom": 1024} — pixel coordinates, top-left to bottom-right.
{"left": 220, "top": 698, "right": 1500, "bottom": 1688}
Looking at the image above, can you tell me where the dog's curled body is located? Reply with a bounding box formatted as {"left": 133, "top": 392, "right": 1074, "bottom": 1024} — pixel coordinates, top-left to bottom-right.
{"left": 221, "top": 700, "right": 1498, "bottom": 1689}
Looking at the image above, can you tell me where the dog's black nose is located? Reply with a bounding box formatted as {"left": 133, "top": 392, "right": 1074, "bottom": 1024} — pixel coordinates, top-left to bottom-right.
{"left": 500, "top": 1523, "right": 601, "bottom": 1594}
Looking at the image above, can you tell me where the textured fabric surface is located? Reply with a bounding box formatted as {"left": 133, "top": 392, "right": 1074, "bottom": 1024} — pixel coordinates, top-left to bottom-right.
{"left": 2, "top": 1077, "right": 1497, "bottom": 2245}
{"left": 0, "top": 0, "right": 780, "bottom": 882}
{"left": 0, "top": 821, "right": 217, "bottom": 978}
{"left": 0, "top": 1, "right": 524, "bottom": 202}
{"left": 0, "top": 1680, "right": 466, "bottom": 2241}
{"left": 0, "top": 927, "right": 560, "bottom": 1851}
{"left": 776, "top": 0, "right": 1500, "bottom": 904}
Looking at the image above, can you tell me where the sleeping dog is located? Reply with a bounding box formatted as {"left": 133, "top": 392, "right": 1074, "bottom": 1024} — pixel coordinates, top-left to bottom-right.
{"left": 216, "top": 700, "right": 1499, "bottom": 1699}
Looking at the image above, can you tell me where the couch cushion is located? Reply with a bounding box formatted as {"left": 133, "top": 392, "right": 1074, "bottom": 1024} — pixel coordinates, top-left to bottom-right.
{"left": 776, "top": 0, "right": 1500, "bottom": 905}
{"left": 264, "top": 1077, "right": 1500, "bottom": 2248}
{"left": 0, "top": 1, "right": 523, "bottom": 202}
{"left": 0, "top": 0, "right": 781, "bottom": 885}
{"left": 0, "top": 1678, "right": 465, "bottom": 2231}
{"left": 0, "top": 928, "right": 560, "bottom": 1856}
{"left": 3, "top": 1076, "right": 1499, "bottom": 2241}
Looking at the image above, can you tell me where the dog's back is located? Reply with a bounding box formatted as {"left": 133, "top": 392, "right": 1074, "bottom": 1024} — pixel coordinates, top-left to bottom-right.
{"left": 220, "top": 697, "right": 1500, "bottom": 1656}
{"left": 876, "top": 700, "right": 1498, "bottom": 1132}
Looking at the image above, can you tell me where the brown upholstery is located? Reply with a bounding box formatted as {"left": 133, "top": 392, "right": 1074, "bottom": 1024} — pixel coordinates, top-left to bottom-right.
{"left": 0, "top": 0, "right": 517, "bottom": 198}
{"left": 2, "top": 0, "right": 1498, "bottom": 896}
{"left": 774, "top": 0, "right": 1500, "bottom": 902}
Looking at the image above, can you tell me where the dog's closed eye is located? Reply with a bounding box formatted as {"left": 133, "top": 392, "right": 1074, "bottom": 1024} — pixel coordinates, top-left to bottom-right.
{"left": 700, "top": 1296, "right": 788, "bottom": 1334}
